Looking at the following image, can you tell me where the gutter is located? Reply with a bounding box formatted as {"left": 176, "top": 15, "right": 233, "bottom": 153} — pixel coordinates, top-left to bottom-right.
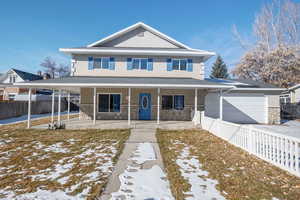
{"left": 59, "top": 48, "right": 215, "bottom": 57}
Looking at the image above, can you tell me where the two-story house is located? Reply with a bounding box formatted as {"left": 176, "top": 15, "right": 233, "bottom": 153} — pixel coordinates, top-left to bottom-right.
{"left": 16, "top": 22, "right": 283, "bottom": 127}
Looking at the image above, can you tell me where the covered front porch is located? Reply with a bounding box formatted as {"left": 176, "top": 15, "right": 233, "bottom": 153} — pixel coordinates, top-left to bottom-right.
{"left": 14, "top": 76, "right": 234, "bottom": 129}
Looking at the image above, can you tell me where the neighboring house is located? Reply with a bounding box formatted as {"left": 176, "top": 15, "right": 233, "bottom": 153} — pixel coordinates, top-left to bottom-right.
{"left": 0, "top": 68, "right": 42, "bottom": 100}
{"left": 280, "top": 84, "right": 300, "bottom": 104}
{"left": 15, "top": 22, "right": 284, "bottom": 124}
{"left": 288, "top": 84, "right": 300, "bottom": 103}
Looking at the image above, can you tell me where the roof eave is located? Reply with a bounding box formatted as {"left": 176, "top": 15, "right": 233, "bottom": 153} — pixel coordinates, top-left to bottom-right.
{"left": 14, "top": 82, "right": 234, "bottom": 89}
{"left": 59, "top": 48, "right": 215, "bottom": 57}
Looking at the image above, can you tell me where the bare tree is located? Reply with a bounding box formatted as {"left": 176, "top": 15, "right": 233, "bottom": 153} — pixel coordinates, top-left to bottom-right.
{"left": 40, "top": 57, "right": 57, "bottom": 78}
{"left": 56, "top": 64, "right": 70, "bottom": 77}
{"left": 233, "top": 0, "right": 300, "bottom": 87}
{"left": 40, "top": 57, "right": 70, "bottom": 78}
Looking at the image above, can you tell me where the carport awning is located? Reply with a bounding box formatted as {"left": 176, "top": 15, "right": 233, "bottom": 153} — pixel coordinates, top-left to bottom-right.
{"left": 13, "top": 76, "right": 235, "bottom": 90}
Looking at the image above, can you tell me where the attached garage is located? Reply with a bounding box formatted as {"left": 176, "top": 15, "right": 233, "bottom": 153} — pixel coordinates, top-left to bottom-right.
{"left": 205, "top": 92, "right": 267, "bottom": 124}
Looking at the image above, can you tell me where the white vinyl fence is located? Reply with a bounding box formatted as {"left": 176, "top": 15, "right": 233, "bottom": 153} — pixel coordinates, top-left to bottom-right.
{"left": 201, "top": 114, "right": 300, "bottom": 177}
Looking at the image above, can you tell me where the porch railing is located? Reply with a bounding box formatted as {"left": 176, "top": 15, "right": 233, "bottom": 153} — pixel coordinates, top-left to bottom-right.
{"left": 201, "top": 114, "right": 300, "bottom": 177}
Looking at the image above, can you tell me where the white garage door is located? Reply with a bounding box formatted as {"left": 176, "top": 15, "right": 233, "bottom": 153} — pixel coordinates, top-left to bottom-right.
{"left": 223, "top": 93, "right": 266, "bottom": 124}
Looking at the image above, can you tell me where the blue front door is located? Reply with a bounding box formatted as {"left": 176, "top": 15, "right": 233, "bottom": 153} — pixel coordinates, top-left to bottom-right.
{"left": 139, "top": 93, "right": 151, "bottom": 120}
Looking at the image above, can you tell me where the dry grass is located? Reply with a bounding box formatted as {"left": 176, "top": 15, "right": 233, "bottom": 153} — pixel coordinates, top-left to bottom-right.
{"left": 157, "top": 129, "right": 300, "bottom": 200}
{"left": 0, "top": 114, "right": 79, "bottom": 131}
{"left": 0, "top": 117, "right": 130, "bottom": 200}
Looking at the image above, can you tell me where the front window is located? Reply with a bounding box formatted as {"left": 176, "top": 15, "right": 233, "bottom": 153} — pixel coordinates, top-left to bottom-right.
{"left": 98, "top": 94, "right": 121, "bottom": 112}
{"left": 162, "top": 95, "right": 184, "bottom": 110}
{"left": 172, "top": 59, "right": 187, "bottom": 71}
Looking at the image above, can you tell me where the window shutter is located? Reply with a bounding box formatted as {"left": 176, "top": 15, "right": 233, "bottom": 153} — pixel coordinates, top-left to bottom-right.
{"left": 109, "top": 57, "right": 115, "bottom": 70}
{"left": 88, "top": 56, "right": 94, "bottom": 70}
{"left": 147, "top": 58, "right": 153, "bottom": 71}
{"left": 187, "top": 59, "right": 193, "bottom": 72}
{"left": 167, "top": 58, "right": 172, "bottom": 71}
{"left": 127, "top": 58, "right": 133, "bottom": 70}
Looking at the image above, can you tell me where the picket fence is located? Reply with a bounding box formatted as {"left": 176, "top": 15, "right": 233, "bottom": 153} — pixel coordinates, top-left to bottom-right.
{"left": 201, "top": 114, "right": 300, "bottom": 177}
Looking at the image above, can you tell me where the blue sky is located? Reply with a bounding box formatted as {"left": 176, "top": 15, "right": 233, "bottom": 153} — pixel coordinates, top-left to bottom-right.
{"left": 0, "top": 0, "right": 270, "bottom": 76}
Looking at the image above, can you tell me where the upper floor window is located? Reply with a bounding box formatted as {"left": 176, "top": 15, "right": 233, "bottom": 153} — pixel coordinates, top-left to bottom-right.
{"left": 167, "top": 58, "right": 193, "bottom": 72}
{"left": 9, "top": 75, "right": 16, "bottom": 83}
{"left": 172, "top": 59, "right": 187, "bottom": 71}
{"left": 132, "top": 58, "right": 148, "bottom": 70}
{"left": 127, "top": 58, "right": 153, "bottom": 71}
{"left": 88, "top": 57, "right": 115, "bottom": 70}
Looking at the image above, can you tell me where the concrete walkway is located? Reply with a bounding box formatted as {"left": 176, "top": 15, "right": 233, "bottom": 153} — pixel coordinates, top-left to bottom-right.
{"left": 100, "top": 125, "right": 168, "bottom": 199}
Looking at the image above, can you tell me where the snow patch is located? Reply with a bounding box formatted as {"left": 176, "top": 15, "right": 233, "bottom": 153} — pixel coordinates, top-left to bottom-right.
{"left": 131, "top": 142, "right": 156, "bottom": 164}
{"left": 176, "top": 145, "right": 226, "bottom": 200}
{"left": 111, "top": 165, "right": 174, "bottom": 200}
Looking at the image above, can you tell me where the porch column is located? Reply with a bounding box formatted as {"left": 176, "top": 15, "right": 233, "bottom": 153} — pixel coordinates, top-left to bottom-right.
{"left": 58, "top": 89, "right": 62, "bottom": 125}
{"left": 51, "top": 89, "right": 55, "bottom": 123}
{"left": 27, "top": 88, "right": 32, "bottom": 129}
{"left": 194, "top": 88, "right": 198, "bottom": 114}
{"left": 219, "top": 90, "right": 223, "bottom": 120}
{"left": 128, "top": 88, "right": 131, "bottom": 126}
{"left": 79, "top": 88, "right": 81, "bottom": 120}
{"left": 67, "top": 92, "right": 70, "bottom": 121}
{"left": 93, "top": 87, "right": 96, "bottom": 125}
{"left": 157, "top": 88, "right": 160, "bottom": 125}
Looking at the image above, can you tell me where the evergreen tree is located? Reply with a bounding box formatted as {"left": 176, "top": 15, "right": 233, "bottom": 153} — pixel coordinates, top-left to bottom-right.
{"left": 210, "top": 55, "right": 229, "bottom": 79}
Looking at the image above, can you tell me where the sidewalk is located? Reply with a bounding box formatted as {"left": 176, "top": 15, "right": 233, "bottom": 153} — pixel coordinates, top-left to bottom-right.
{"left": 100, "top": 126, "right": 174, "bottom": 200}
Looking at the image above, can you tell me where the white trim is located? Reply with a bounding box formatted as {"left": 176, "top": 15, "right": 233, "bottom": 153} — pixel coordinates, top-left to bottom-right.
{"left": 51, "top": 90, "right": 55, "bottom": 123}
{"left": 157, "top": 88, "right": 160, "bottom": 125}
{"left": 27, "top": 88, "right": 32, "bottom": 129}
{"left": 231, "top": 88, "right": 285, "bottom": 91}
{"left": 87, "top": 22, "right": 192, "bottom": 49}
{"left": 59, "top": 48, "right": 215, "bottom": 57}
{"left": 97, "top": 93, "right": 122, "bottom": 113}
{"left": 58, "top": 89, "right": 62, "bottom": 124}
{"left": 14, "top": 82, "right": 234, "bottom": 89}
{"left": 93, "top": 88, "right": 96, "bottom": 124}
{"left": 128, "top": 88, "right": 131, "bottom": 126}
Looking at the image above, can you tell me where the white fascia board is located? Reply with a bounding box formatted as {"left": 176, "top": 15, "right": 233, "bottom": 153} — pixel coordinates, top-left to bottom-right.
{"left": 232, "top": 88, "right": 285, "bottom": 91}
{"left": 87, "top": 22, "right": 192, "bottom": 49}
{"left": 14, "top": 82, "right": 234, "bottom": 89}
{"left": 59, "top": 48, "right": 215, "bottom": 57}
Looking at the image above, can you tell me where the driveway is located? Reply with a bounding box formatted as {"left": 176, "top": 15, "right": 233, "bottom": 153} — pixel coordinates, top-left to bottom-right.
{"left": 251, "top": 120, "right": 300, "bottom": 139}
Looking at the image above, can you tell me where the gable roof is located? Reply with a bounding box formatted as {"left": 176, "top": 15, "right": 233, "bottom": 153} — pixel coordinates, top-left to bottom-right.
{"left": 1, "top": 68, "right": 43, "bottom": 83}
{"left": 12, "top": 68, "right": 43, "bottom": 81}
{"left": 87, "top": 22, "right": 191, "bottom": 49}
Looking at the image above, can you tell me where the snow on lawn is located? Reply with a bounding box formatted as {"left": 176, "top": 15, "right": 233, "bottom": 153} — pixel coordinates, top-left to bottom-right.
{"left": 111, "top": 142, "right": 174, "bottom": 200}
{"left": 175, "top": 142, "right": 226, "bottom": 200}
{"left": 0, "top": 111, "right": 78, "bottom": 125}
{"left": 0, "top": 137, "right": 120, "bottom": 200}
